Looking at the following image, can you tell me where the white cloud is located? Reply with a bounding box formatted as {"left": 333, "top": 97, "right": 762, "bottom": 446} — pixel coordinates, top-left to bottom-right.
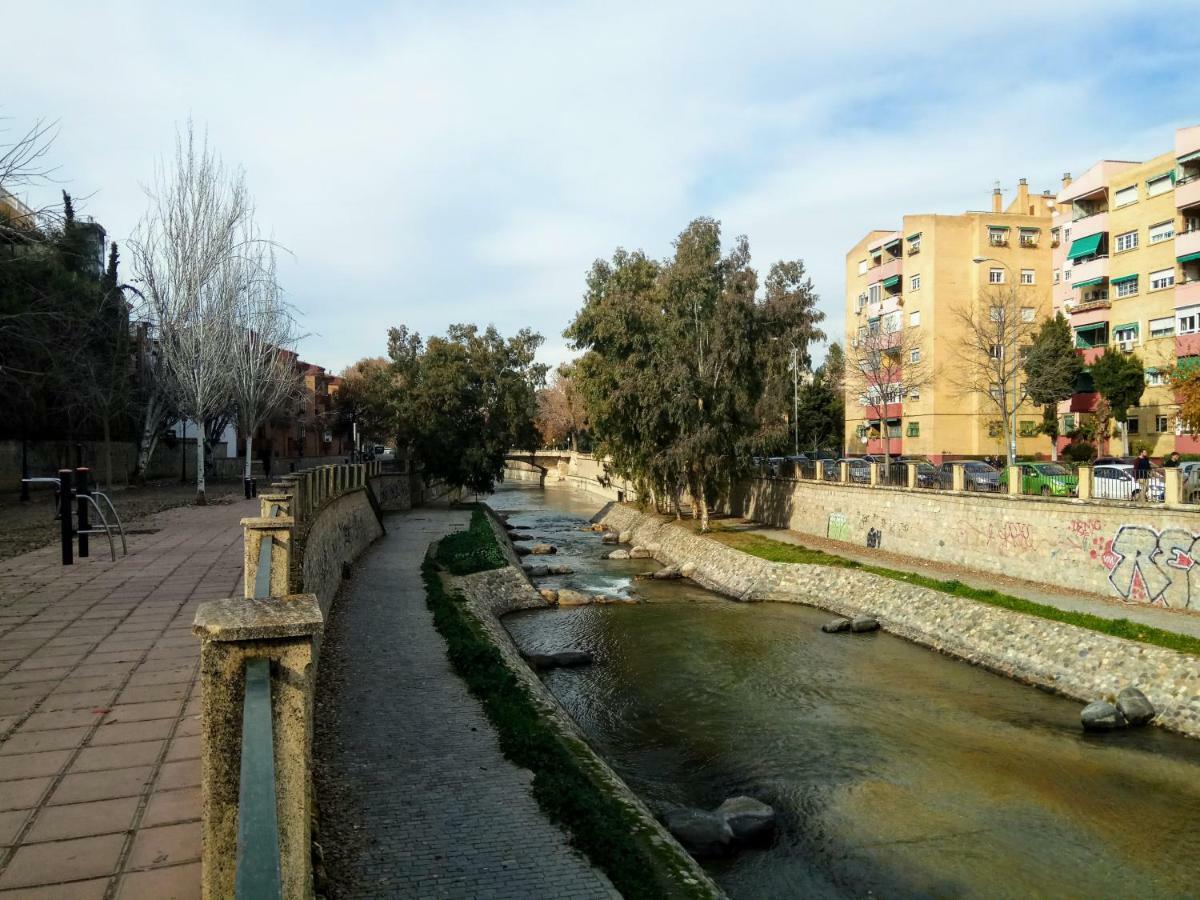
{"left": 4, "top": 0, "right": 1197, "bottom": 374}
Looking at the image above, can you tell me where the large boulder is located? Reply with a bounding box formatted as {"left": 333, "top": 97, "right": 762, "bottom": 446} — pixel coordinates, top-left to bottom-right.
{"left": 652, "top": 565, "right": 682, "bottom": 580}
{"left": 522, "top": 565, "right": 550, "bottom": 578}
{"left": 538, "top": 588, "right": 559, "bottom": 604}
{"left": 663, "top": 808, "right": 733, "bottom": 858}
{"left": 679, "top": 562, "right": 697, "bottom": 578}
{"left": 618, "top": 530, "right": 633, "bottom": 544}
{"left": 821, "top": 618, "right": 852, "bottom": 634}
{"left": 546, "top": 564, "right": 574, "bottom": 575}
{"left": 1081, "top": 700, "right": 1127, "bottom": 732}
{"left": 530, "top": 543, "right": 557, "bottom": 555}
{"left": 556, "top": 588, "right": 591, "bottom": 606}
{"left": 514, "top": 545, "right": 532, "bottom": 557}
{"left": 850, "top": 616, "right": 880, "bottom": 633}
{"left": 1115, "top": 687, "right": 1156, "bottom": 726}
{"left": 525, "top": 650, "right": 593, "bottom": 670}
{"left": 629, "top": 546, "right": 652, "bottom": 559}
{"left": 607, "top": 549, "right": 631, "bottom": 560}
{"left": 601, "top": 532, "right": 620, "bottom": 544}
{"left": 716, "top": 796, "right": 777, "bottom": 843}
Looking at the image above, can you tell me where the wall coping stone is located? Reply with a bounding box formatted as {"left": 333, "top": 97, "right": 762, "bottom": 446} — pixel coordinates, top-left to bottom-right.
{"left": 194, "top": 594, "right": 323, "bottom": 642}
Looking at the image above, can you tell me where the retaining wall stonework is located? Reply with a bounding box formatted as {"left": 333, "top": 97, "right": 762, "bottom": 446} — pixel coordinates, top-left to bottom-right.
{"left": 729, "top": 477, "right": 1200, "bottom": 609}
{"left": 300, "top": 488, "right": 385, "bottom": 618}
{"left": 370, "top": 471, "right": 414, "bottom": 511}
{"left": 596, "top": 505, "right": 1200, "bottom": 739}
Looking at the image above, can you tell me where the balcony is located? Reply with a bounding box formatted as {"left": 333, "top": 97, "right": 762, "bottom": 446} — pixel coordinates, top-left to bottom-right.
{"left": 1176, "top": 227, "right": 1200, "bottom": 260}
{"left": 1077, "top": 347, "right": 1107, "bottom": 365}
{"left": 1176, "top": 279, "right": 1200, "bottom": 308}
{"left": 870, "top": 257, "right": 902, "bottom": 284}
{"left": 1176, "top": 177, "right": 1200, "bottom": 212}
{"left": 1069, "top": 298, "right": 1111, "bottom": 318}
{"left": 1176, "top": 333, "right": 1200, "bottom": 358}
{"left": 1071, "top": 254, "right": 1109, "bottom": 287}
{"left": 1070, "top": 210, "right": 1109, "bottom": 238}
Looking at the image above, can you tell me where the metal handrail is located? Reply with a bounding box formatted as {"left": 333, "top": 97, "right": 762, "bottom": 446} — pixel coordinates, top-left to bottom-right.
{"left": 76, "top": 495, "right": 117, "bottom": 562}
{"left": 92, "top": 492, "right": 127, "bottom": 555}
{"left": 253, "top": 504, "right": 281, "bottom": 600}
{"left": 235, "top": 657, "right": 283, "bottom": 899}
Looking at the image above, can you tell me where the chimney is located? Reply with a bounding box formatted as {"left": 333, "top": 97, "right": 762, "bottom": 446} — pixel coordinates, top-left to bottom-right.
{"left": 992, "top": 183, "right": 1003, "bottom": 213}
{"left": 1062, "top": 172, "right": 1072, "bottom": 190}
{"left": 1017, "top": 177, "right": 1030, "bottom": 214}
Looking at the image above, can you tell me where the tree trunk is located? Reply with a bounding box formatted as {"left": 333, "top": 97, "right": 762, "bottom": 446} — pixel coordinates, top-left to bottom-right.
{"left": 102, "top": 417, "right": 114, "bottom": 490}
{"left": 133, "top": 395, "right": 165, "bottom": 484}
{"left": 244, "top": 433, "right": 253, "bottom": 481}
{"left": 674, "top": 486, "right": 682, "bottom": 521}
{"left": 698, "top": 482, "right": 710, "bottom": 533}
{"left": 1122, "top": 421, "right": 1131, "bottom": 457}
{"left": 195, "top": 420, "right": 207, "bottom": 505}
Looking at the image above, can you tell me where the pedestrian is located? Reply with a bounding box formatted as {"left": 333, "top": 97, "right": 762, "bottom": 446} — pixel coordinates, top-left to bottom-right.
{"left": 1134, "top": 449, "right": 1151, "bottom": 477}
{"left": 1165, "top": 451, "right": 1181, "bottom": 468}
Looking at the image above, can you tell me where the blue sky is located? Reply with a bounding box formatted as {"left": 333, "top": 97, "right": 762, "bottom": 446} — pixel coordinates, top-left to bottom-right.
{"left": 5, "top": 1, "right": 1199, "bottom": 373}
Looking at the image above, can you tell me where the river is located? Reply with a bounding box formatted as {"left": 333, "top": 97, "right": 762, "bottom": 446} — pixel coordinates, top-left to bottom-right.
{"left": 489, "top": 482, "right": 1200, "bottom": 899}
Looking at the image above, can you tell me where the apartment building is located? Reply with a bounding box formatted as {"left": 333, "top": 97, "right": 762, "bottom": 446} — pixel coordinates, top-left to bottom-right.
{"left": 845, "top": 181, "right": 1055, "bottom": 461}
{"left": 1052, "top": 125, "right": 1200, "bottom": 455}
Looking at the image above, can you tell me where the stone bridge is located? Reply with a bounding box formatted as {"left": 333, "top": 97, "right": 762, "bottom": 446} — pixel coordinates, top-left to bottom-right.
{"left": 503, "top": 450, "right": 574, "bottom": 478}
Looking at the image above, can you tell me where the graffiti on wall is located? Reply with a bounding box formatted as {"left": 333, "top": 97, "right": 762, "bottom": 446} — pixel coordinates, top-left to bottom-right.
{"left": 1096, "top": 524, "right": 1199, "bottom": 609}
{"left": 827, "top": 513, "right": 849, "bottom": 542}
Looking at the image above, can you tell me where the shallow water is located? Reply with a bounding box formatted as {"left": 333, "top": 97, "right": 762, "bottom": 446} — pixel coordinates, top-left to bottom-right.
{"left": 490, "top": 483, "right": 1200, "bottom": 899}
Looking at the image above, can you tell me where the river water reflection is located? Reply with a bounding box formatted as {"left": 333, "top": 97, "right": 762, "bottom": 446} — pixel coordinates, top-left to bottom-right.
{"left": 490, "top": 483, "right": 1200, "bottom": 899}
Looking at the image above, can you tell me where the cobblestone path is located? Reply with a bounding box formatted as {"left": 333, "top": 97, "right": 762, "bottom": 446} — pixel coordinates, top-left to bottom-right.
{"left": 314, "top": 508, "right": 617, "bottom": 899}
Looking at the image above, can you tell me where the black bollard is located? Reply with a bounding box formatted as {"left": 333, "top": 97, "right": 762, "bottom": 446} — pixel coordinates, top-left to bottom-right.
{"left": 244, "top": 477, "right": 251, "bottom": 500}
{"left": 20, "top": 440, "right": 29, "bottom": 502}
{"left": 75, "top": 468, "right": 91, "bottom": 558}
{"left": 59, "top": 469, "right": 74, "bottom": 565}
{"left": 251, "top": 478, "right": 258, "bottom": 498}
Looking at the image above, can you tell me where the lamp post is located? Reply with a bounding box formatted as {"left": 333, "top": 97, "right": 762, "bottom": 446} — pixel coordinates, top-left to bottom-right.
{"left": 789, "top": 346, "right": 800, "bottom": 457}
{"left": 972, "top": 256, "right": 1019, "bottom": 466}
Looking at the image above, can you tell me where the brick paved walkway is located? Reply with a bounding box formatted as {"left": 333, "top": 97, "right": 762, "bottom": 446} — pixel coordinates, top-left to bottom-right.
{"left": 314, "top": 509, "right": 617, "bottom": 900}
{"left": 0, "top": 497, "right": 256, "bottom": 899}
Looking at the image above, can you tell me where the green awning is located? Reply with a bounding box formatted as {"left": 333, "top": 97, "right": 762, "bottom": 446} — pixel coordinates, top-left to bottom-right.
{"left": 1075, "top": 277, "right": 1105, "bottom": 289}
{"left": 906, "top": 232, "right": 922, "bottom": 242}
{"left": 1147, "top": 171, "right": 1175, "bottom": 184}
{"left": 1067, "top": 232, "right": 1104, "bottom": 260}
{"left": 1019, "top": 226, "right": 1041, "bottom": 232}
{"left": 884, "top": 239, "right": 901, "bottom": 251}
{"left": 1110, "top": 273, "right": 1138, "bottom": 285}
{"left": 1178, "top": 252, "right": 1200, "bottom": 264}
{"left": 989, "top": 225, "right": 1011, "bottom": 231}
{"left": 1179, "top": 150, "right": 1200, "bottom": 166}
{"left": 882, "top": 275, "right": 901, "bottom": 289}
{"left": 1113, "top": 322, "right": 1139, "bottom": 333}
{"left": 1075, "top": 323, "right": 1106, "bottom": 334}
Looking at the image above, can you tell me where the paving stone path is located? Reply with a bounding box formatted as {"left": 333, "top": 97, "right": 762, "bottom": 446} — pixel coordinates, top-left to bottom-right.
{"left": 314, "top": 508, "right": 617, "bottom": 900}
{"left": 0, "top": 497, "right": 256, "bottom": 899}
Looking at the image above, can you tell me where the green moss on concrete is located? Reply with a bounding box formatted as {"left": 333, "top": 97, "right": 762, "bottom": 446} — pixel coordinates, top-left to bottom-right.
{"left": 708, "top": 528, "right": 1200, "bottom": 659}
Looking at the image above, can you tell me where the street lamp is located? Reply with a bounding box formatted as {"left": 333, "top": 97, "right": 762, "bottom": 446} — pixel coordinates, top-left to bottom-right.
{"left": 972, "top": 256, "right": 1019, "bottom": 466}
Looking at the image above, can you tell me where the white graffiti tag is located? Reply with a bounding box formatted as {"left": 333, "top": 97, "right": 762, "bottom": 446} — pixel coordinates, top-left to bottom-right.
{"left": 1104, "top": 525, "right": 1199, "bottom": 608}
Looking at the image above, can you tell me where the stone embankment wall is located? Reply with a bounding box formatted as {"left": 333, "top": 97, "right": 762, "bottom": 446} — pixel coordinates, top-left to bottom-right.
{"left": 504, "top": 451, "right": 641, "bottom": 503}
{"left": 730, "top": 477, "right": 1200, "bottom": 609}
{"left": 597, "top": 504, "right": 1200, "bottom": 739}
{"left": 300, "top": 490, "right": 384, "bottom": 617}
{"left": 452, "top": 510, "right": 722, "bottom": 898}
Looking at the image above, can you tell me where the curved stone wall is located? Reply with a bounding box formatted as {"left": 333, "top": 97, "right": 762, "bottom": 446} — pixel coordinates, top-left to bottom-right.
{"left": 300, "top": 488, "right": 384, "bottom": 616}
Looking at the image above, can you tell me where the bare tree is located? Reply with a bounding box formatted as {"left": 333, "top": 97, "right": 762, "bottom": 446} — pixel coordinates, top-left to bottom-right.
{"left": 229, "top": 245, "right": 303, "bottom": 482}
{"left": 952, "top": 282, "right": 1040, "bottom": 466}
{"left": 129, "top": 122, "right": 251, "bottom": 503}
{"left": 0, "top": 116, "right": 60, "bottom": 239}
{"left": 536, "top": 363, "right": 587, "bottom": 450}
{"left": 845, "top": 312, "right": 932, "bottom": 469}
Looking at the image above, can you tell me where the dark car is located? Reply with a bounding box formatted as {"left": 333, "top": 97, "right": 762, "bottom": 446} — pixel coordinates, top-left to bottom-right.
{"left": 838, "top": 457, "right": 871, "bottom": 484}
{"left": 818, "top": 458, "right": 839, "bottom": 480}
{"left": 1094, "top": 456, "right": 1137, "bottom": 467}
{"left": 937, "top": 460, "right": 1001, "bottom": 491}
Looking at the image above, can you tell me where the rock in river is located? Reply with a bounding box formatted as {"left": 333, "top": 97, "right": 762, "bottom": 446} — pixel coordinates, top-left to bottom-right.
{"left": 522, "top": 565, "right": 549, "bottom": 578}
{"left": 821, "top": 617, "right": 851, "bottom": 634}
{"left": 601, "top": 532, "right": 619, "bottom": 544}
{"left": 546, "top": 564, "right": 574, "bottom": 575}
{"left": 1081, "top": 700, "right": 1127, "bottom": 731}
{"left": 716, "top": 796, "right": 777, "bottom": 843}
{"left": 850, "top": 615, "right": 880, "bottom": 633}
{"left": 556, "top": 589, "right": 591, "bottom": 606}
{"left": 629, "top": 546, "right": 652, "bottom": 559}
{"left": 618, "top": 530, "right": 633, "bottom": 544}
{"left": 538, "top": 588, "right": 558, "bottom": 603}
{"left": 663, "top": 808, "right": 733, "bottom": 858}
{"left": 1115, "top": 687, "right": 1155, "bottom": 726}
{"left": 530, "top": 543, "right": 557, "bottom": 555}
{"left": 607, "top": 549, "right": 630, "bottom": 560}
{"left": 652, "top": 565, "right": 682, "bottom": 580}
{"left": 525, "top": 650, "right": 593, "bottom": 670}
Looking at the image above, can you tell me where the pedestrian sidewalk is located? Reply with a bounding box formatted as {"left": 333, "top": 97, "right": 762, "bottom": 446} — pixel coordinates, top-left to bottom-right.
{"left": 0, "top": 497, "right": 256, "bottom": 899}
{"left": 722, "top": 519, "right": 1200, "bottom": 641}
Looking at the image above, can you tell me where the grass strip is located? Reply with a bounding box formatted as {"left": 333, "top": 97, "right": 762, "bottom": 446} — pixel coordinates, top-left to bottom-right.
{"left": 708, "top": 528, "right": 1200, "bottom": 658}
{"left": 424, "top": 512, "right": 715, "bottom": 899}
{"left": 435, "top": 507, "right": 509, "bottom": 574}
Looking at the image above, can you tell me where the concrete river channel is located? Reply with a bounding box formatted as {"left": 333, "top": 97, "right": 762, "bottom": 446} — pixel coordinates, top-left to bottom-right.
{"left": 489, "top": 483, "right": 1200, "bottom": 899}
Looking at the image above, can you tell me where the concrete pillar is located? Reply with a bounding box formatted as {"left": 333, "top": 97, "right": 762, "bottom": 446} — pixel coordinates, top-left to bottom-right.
{"left": 838, "top": 461, "right": 849, "bottom": 484}
{"left": 868, "top": 462, "right": 879, "bottom": 486}
{"left": 951, "top": 463, "right": 966, "bottom": 492}
{"left": 1076, "top": 466, "right": 1092, "bottom": 501}
{"left": 193, "top": 594, "right": 322, "bottom": 900}
{"left": 1165, "top": 467, "right": 1182, "bottom": 507}
{"left": 1007, "top": 464, "right": 1022, "bottom": 496}
{"left": 241, "top": 516, "right": 294, "bottom": 599}
{"left": 259, "top": 492, "right": 291, "bottom": 518}
{"left": 906, "top": 463, "right": 918, "bottom": 490}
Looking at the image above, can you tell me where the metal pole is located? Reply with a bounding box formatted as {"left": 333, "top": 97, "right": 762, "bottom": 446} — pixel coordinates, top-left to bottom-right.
{"left": 181, "top": 421, "right": 188, "bottom": 483}
{"left": 792, "top": 347, "right": 799, "bottom": 457}
{"left": 59, "top": 469, "right": 74, "bottom": 565}
{"left": 20, "top": 439, "right": 29, "bottom": 502}
{"left": 75, "top": 468, "right": 91, "bottom": 558}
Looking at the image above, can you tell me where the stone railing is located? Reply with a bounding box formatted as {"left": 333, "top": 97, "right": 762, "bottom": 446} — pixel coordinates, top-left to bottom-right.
{"left": 191, "top": 459, "right": 399, "bottom": 899}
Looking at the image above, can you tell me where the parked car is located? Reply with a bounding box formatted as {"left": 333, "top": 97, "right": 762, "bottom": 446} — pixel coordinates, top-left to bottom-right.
{"left": 911, "top": 460, "right": 940, "bottom": 488}
{"left": 1093, "top": 464, "right": 1165, "bottom": 502}
{"left": 838, "top": 457, "right": 871, "bottom": 484}
{"left": 766, "top": 456, "right": 786, "bottom": 477}
{"left": 1094, "top": 456, "right": 1137, "bottom": 467}
{"left": 1001, "top": 462, "right": 1078, "bottom": 497}
{"left": 818, "top": 458, "right": 839, "bottom": 480}
{"left": 1180, "top": 461, "right": 1200, "bottom": 503}
{"left": 937, "top": 460, "right": 1001, "bottom": 492}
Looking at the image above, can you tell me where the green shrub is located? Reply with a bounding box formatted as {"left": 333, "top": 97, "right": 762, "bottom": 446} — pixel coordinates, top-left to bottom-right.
{"left": 435, "top": 507, "right": 507, "bottom": 574}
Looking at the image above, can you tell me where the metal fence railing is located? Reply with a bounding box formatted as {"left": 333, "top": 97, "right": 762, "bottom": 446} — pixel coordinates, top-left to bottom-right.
{"left": 878, "top": 464, "right": 908, "bottom": 488}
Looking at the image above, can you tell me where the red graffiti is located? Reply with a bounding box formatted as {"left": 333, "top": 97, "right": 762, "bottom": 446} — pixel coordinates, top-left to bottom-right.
{"left": 1067, "top": 518, "right": 1102, "bottom": 537}
{"left": 1167, "top": 547, "right": 1196, "bottom": 571}
{"left": 1099, "top": 539, "right": 1119, "bottom": 571}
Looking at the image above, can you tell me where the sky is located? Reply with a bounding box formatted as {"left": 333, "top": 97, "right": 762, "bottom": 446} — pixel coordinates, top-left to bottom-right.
{"left": 5, "top": 1, "right": 1199, "bottom": 374}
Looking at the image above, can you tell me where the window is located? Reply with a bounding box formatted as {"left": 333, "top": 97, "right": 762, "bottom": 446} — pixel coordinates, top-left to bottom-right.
{"left": 1019, "top": 228, "right": 1039, "bottom": 247}
{"left": 1114, "top": 184, "right": 1139, "bottom": 206}
{"left": 1051, "top": 227, "right": 1061, "bottom": 245}
{"left": 867, "top": 316, "right": 881, "bottom": 335}
{"left": 988, "top": 344, "right": 1003, "bottom": 360}
{"left": 858, "top": 259, "right": 868, "bottom": 275}
{"left": 883, "top": 311, "right": 902, "bottom": 333}
{"left": 1127, "top": 417, "right": 1140, "bottom": 435}
{"left": 1156, "top": 415, "right": 1169, "bottom": 433}
{"left": 1146, "top": 370, "right": 1166, "bottom": 387}
{"left": 909, "top": 310, "right": 921, "bottom": 327}
{"left": 906, "top": 421, "right": 920, "bottom": 437}
{"left": 1018, "top": 420, "right": 1038, "bottom": 437}
{"left": 1063, "top": 226, "right": 1072, "bottom": 242}
{"left": 871, "top": 252, "right": 882, "bottom": 267}
{"left": 989, "top": 227, "right": 1008, "bottom": 247}
{"left": 1151, "top": 267, "right": 1176, "bottom": 291}
{"left": 1020, "top": 307, "right": 1035, "bottom": 322}
{"left": 1149, "top": 220, "right": 1174, "bottom": 244}
{"left": 1020, "top": 269, "right": 1035, "bottom": 285}
{"left": 1115, "top": 230, "right": 1139, "bottom": 252}
{"left": 1113, "top": 325, "right": 1137, "bottom": 345}
{"left": 989, "top": 268, "right": 1005, "bottom": 284}
{"left": 1082, "top": 287, "right": 1109, "bottom": 302}
{"left": 1065, "top": 268, "right": 1072, "bottom": 281}
{"left": 1178, "top": 308, "right": 1199, "bottom": 335}
{"left": 856, "top": 292, "right": 868, "bottom": 311}
{"left": 909, "top": 274, "right": 921, "bottom": 291}
{"left": 1054, "top": 269, "right": 1060, "bottom": 284}
{"left": 1150, "top": 316, "right": 1175, "bottom": 338}
{"left": 1115, "top": 276, "right": 1139, "bottom": 298}
{"left": 987, "top": 421, "right": 1003, "bottom": 437}
{"left": 910, "top": 349, "right": 921, "bottom": 364}
{"left": 988, "top": 384, "right": 1002, "bottom": 400}
{"left": 1147, "top": 173, "right": 1173, "bottom": 197}
{"left": 869, "top": 283, "right": 881, "bottom": 303}
{"left": 908, "top": 387, "right": 920, "bottom": 401}
{"left": 907, "top": 234, "right": 922, "bottom": 254}
{"left": 1064, "top": 414, "right": 1075, "bottom": 431}
{"left": 988, "top": 306, "right": 1002, "bottom": 322}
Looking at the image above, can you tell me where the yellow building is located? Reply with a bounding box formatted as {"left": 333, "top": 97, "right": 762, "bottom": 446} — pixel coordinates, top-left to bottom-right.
{"left": 844, "top": 181, "right": 1055, "bottom": 462}
{"left": 1052, "top": 125, "right": 1200, "bottom": 457}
